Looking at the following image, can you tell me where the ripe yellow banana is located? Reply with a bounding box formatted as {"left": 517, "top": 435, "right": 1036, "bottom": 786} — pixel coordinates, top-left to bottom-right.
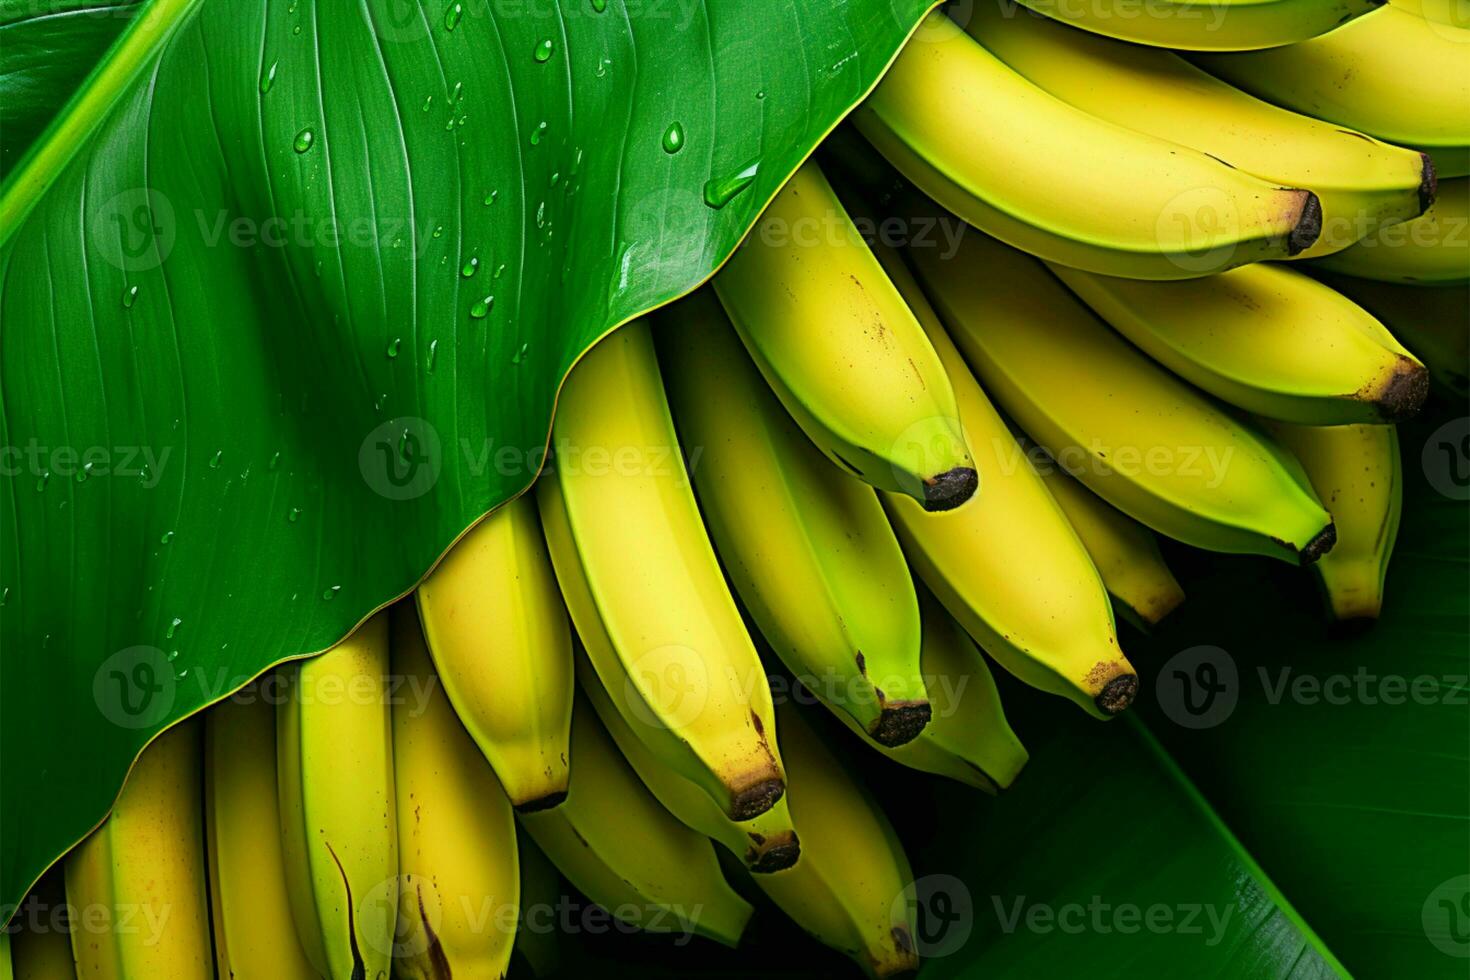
{"left": 1195, "top": 6, "right": 1470, "bottom": 179}
{"left": 1006, "top": 0, "right": 1380, "bottom": 50}
{"left": 277, "top": 613, "right": 397, "bottom": 980}
{"left": 753, "top": 700, "right": 919, "bottom": 978}
{"left": 657, "top": 291, "right": 931, "bottom": 746}
{"left": 205, "top": 690, "right": 318, "bottom": 980}
{"left": 1262, "top": 422, "right": 1403, "bottom": 623}
{"left": 416, "top": 493, "right": 574, "bottom": 812}
{"left": 512, "top": 835, "right": 561, "bottom": 978}
{"left": 537, "top": 322, "right": 786, "bottom": 823}
{"left": 517, "top": 696, "right": 754, "bottom": 947}
{"left": 1313, "top": 177, "right": 1470, "bottom": 285}
{"left": 390, "top": 605, "right": 519, "bottom": 980}
{"left": 966, "top": 2, "right": 1434, "bottom": 258}
{"left": 576, "top": 645, "right": 802, "bottom": 873}
{"left": 8, "top": 872, "right": 74, "bottom": 980}
{"left": 63, "top": 720, "right": 211, "bottom": 980}
{"left": 712, "top": 160, "right": 976, "bottom": 509}
{"left": 871, "top": 232, "right": 1137, "bottom": 718}
{"left": 1389, "top": 0, "right": 1470, "bottom": 25}
{"left": 1049, "top": 261, "right": 1430, "bottom": 424}
{"left": 906, "top": 217, "right": 1337, "bottom": 565}
{"left": 856, "top": 11, "right": 1321, "bottom": 281}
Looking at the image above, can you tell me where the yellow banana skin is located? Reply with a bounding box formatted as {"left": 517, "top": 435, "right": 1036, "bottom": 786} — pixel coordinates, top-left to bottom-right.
{"left": 517, "top": 697, "right": 754, "bottom": 948}
{"left": 1050, "top": 261, "right": 1431, "bottom": 425}
{"left": 872, "top": 234, "right": 1138, "bottom": 718}
{"left": 907, "top": 217, "right": 1337, "bottom": 566}
{"left": 966, "top": 2, "right": 1434, "bottom": 259}
{"left": 856, "top": 12, "right": 1321, "bottom": 281}
{"left": 277, "top": 612, "right": 397, "bottom": 980}
{"left": 1313, "top": 177, "right": 1470, "bottom": 285}
{"left": 8, "top": 872, "right": 75, "bottom": 980}
{"left": 1263, "top": 422, "right": 1403, "bottom": 624}
{"left": 64, "top": 720, "right": 211, "bottom": 980}
{"left": 712, "top": 160, "right": 976, "bottom": 509}
{"left": 657, "top": 292, "right": 932, "bottom": 746}
{"left": 538, "top": 322, "right": 786, "bottom": 823}
{"left": 416, "top": 493, "right": 574, "bottom": 812}
{"left": 205, "top": 691, "right": 319, "bottom": 980}
{"left": 1313, "top": 272, "right": 1470, "bottom": 398}
{"left": 1008, "top": 0, "right": 1380, "bottom": 50}
{"left": 390, "top": 605, "right": 519, "bottom": 980}
{"left": 1389, "top": 0, "right": 1470, "bottom": 25}
{"left": 1195, "top": 6, "right": 1470, "bottom": 179}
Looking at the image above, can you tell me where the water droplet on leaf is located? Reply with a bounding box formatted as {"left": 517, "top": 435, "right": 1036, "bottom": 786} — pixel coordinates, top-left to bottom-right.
{"left": 662, "top": 122, "right": 685, "bottom": 154}
{"left": 293, "top": 128, "right": 315, "bottom": 153}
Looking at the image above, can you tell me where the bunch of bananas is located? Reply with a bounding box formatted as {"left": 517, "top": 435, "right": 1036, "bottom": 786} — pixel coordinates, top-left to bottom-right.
{"left": 10, "top": 2, "right": 1464, "bottom": 978}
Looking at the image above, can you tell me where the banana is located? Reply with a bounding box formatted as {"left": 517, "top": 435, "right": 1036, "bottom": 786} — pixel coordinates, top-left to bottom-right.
{"left": 1026, "top": 448, "right": 1186, "bottom": 630}
{"left": 277, "top": 612, "right": 397, "bottom": 980}
{"left": 1262, "top": 422, "right": 1403, "bottom": 624}
{"left": 1389, "top": 0, "right": 1470, "bottom": 26}
{"left": 390, "top": 604, "right": 519, "bottom": 980}
{"left": 576, "top": 643, "right": 802, "bottom": 873}
{"left": 1195, "top": 6, "right": 1470, "bottom": 179}
{"left": 8, "top": 872, "right": 74, "bottom": 980}
{"left": 1, "top": 929, "right": 9, "bottom": 980}
{"left": 516, "top": 696, "right": 754, "bottom": 947}
{"left": 1049, "top": 261, "right": 1431, "bottom": 424}
{"left": 511, "top": 835, "right": 561, "bottom": 978}
{"left": 1313, "top": 177, "right": 1470, "bottom": 284}
{"left": 752, "top": 700, "right": 919, "bottom": 978}
{"left": 63, "top": 720, "right": 211, "bottom": 980}
{"left": 416, "top": 493, "right": 574, "bottom": 812}
{"left": 868, "top": 230, "right": 1138, "bottom": 718}
{"left": 966, "top": 2, "right": 1434, "bottom": 258}
{"left": 1006, "top": 0, "right": 1381, "bottom": 50}
{"left": 656, "top": 290, "right": 931, "bottom": 746}
{"left": 855, "top": 11, "right": 1321, "bottom": 281}
{"left": 1312, "top": 271, "right": 1470, "bottom": 398}
{"left": 712, "top": 160, "right": 976, "bottom": 509}
{"left": 204, "top": 689, "right": 319, "bottom": 980}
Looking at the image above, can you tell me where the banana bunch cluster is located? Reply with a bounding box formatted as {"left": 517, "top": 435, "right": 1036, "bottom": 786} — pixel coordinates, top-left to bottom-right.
{"left": 13, "top": 2, "right": 1465, "bottom": 978}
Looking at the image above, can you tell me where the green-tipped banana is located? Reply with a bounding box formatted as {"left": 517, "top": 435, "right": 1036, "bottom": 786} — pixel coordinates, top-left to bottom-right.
{"left": 871, "top": 232, "right": 1138, "bottom": 718}
{"left": 277, "top": 613, "right": 397, "bottom": 980}
{"left": 577, "top": 645, "right": 802, "bottom": 874}
{"left": 906, "top": 218, "right": 1337, "bottom": 565}
{"left": 537, "top": 322, "right": 786, "bottom": 822}
{"left": 1009, "top": 0, "right": 1381, "bottom": 50}
{"left": 855, "top": 12, "right": 1321, "bottom": 281}
{"left": 391, "top": 605, "right": 519, "bottom": 980}
{"left": 1263, "top": 422, "right": 1404, "bottom": 624}
{"left": 657, "top": 291, "right": 931, "bottom": 746}
{"left": 1195, "top": 6, "right": 1470, "bottom": 178}
{"left": 205, "top": 690, "right": 319, "bottom": 979}
{"left": 967, "top": 2, "right": 1435, "bottom": 258}
{"left": 64, "top": 721, "right": 211, "bottom": 980}
{"left": 1050, "top": 261, "right": 1430, "bottom": 424}
{"left": 417, "top": 493, "right": 574, "bottom": 812}
{"left": 8, "top": 872, "right": 74, "bottom": 980}
{"left": 1313, "top": 177, "right": 1470, "bottom": 284}
{"left": 712, "top": 159, "right": 976, "bottom": 509}
{"left": 517, "top": 696, "right": 754, "bottom": 947}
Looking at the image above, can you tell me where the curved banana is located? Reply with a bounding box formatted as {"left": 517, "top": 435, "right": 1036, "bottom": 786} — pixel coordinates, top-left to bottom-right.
{"left": 905, "top": 215, "right": 1337, "bottom": 565}
{"left": 712, "top": 160, "right": 976, "bottom": 509}
{"left": 517, "top": 696, "right": 754, "bottom": 947}
{"left": 1313, "top": 177, "right": 1470, "bottom": 284}
{"left": 1009, "top": 0, "right": 1380, "bottom": 50}
{"left": 872, "top": 233, "right": 1138, "bottom": 718}
{"left": 1050, "top": 261, "right": 1430, "bottom": 424}
{"left": 577, "top": 645, "right": 802, "bottom": 873}
{"left": 416, "top": 493, "right": 574, "bottom": 812}
{"left": 1263, "top": 422, "right": 1403, "bottom": 624}
{"left": 9, "top": 872, "right": 75, "bottom": 980}
{"left": 1389, "top": 0, "right": 1470, "bottom": 25}
{"left": 277, "top": 613, "right": 397, "bottom": 980}
{"left": 966, "top": 2, "right": 1434, "bottom": 258}
{"left": 754, "top": 700, "right": 919, "bottom": 978}
{"left": 512, "top": 835, "right": 562, "bottom": 978}
{"left": 205, "top": 691, "right": 319, "bottom": 979}
{"left": 391, "top": 605, "right": 519, "bottom": 980}
{"left": 855, "top": 12, "right": 1321, "bottom": 281}
{"left": 1195, "top": 6, "right": 1470, "bottom": 179}
{"left": 64, "top": 720, "right": 211, "bottom": 980}
{"left": 657, "top": 291, "right": 931, "bottom": 746}
{"left": 537, "top": 321, "right": 786, "bottom": 822}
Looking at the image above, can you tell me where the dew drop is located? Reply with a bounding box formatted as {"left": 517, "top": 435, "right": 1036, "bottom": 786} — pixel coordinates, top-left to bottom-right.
{"left": 704, "top": 160, "right": 760, "bottom": 209}
{"left": 0, "top": 587, "right": 8, "bottom": 606}
{"left": 536, "top": 201, "right": 547, "bottom": 228}
{"left": 461, "top": 256, "right": 480, "bottom": 277}
{"left": 470, "top": 295, "right": 494, "bottom": 319}
{"left": 260, "top": 61, "right": 278, "bottom": 95}
{"left": 533, "top": 38, "right": 554, "bottom": 63}
{"left": 591, "top": 0, "right": 606, "bottom": 10}
{"left": 484, "top": 189, "right": 498, "bottom": 206}
{"left": 450, "top": 80, "right": 464, "bottom": 103}
{"left": 530, "top": 121, "right": 548, "bottom": 146}
{"left": 423, "top": 95, "right": 434, "bottom": 112}
{"left": 122, "top": 285, "right": 139, "bottom": 309}
{"left": 160, "top": 530, "right": 175, "bottom": 545}
{"left": 661, "top": 122, "right": 685, "bottom": 154}
{"left": 268, "top": 452, "right": 281, "bottom": 470}
{"left": 428, "top": 338, "right": 440, "bottom": 372}
{"left": 293, "top": 128, "right": 315, "bottom": 154}
{"left": 512, "top": 342, "right": 530, "bottom": 365}
{"left": 166, "top": 617, "right": 182, "bottom": 640}
{"left": 76, "top": 461, "right": 93, "bottom": 482}
{"left": 323, "top": 585, "right": 341, "bottom": 600}
{"left": 292, "top": 24, "right": 301, "bottom": 36}
{"left": 494, "top": 263, "right": 506, "bottom": 279}
{"left": 386, "top": 337, "right": 402, "bottom": 358}
{"left": 35, "top": 471, "right": 49, "bottom": 491}
{"left": 288, "top": 506, "right": 301, "bottom": 522}
{"left": 210, "top": 450, "right": 224, "bottom": 468}
{"left": 445, "top": 2, "right": 463, "bottom": 31}
{"left": 432, "top": 224, "right": 444, "bottom": 239}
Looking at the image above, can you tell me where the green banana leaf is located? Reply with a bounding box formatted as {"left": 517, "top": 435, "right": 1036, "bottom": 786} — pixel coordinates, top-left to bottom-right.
{"left": 0, "top": 0, "right": 937, "bottom": 907}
